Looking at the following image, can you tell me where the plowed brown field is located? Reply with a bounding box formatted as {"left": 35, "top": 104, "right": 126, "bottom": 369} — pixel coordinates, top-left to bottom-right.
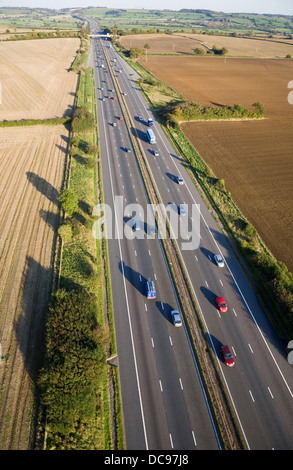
{"left": 0, "top": 38, "right": 79, "bottom": 121}
{"left": 0, "top": 125, "right": 69, "bottom": 449}
{"left": 138, "top": 55, "right": 293, "bottom": 271}
{"left": 121, "top": 32, "right": 293, "bottom": 58}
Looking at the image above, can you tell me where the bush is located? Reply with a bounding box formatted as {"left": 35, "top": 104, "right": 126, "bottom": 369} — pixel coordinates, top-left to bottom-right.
{"left": 59, "top": 189, "right": 79, "bottom": 217}
{"left": 85, "top": 157, "right": 96, "bottom": 169}
{"left": 38, "top": 289, "right": 106, "bottom": 436}
{"left": 58, "top": 223, "right": 73, "bottom": 244}
{"left": 72, "top": 106, "right": 94, "bottom": 133}
{"left": 85, "top": 143, "right": 97, "bottom": 155}
{"left": 194, "top": 47, "right": 206, "bottom": 55}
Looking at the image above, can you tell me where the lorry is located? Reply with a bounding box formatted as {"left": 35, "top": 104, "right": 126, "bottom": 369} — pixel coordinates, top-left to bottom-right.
{"left": 146, "top": 281, "right": 156, "bottom": 299}
{"left": 146, "top": 129, "right": 156, "bottom": 144}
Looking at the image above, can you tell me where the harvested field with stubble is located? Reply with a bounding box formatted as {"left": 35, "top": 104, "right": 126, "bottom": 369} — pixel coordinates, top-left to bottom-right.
{"left": 121, "top": 32, "right": 293, "bottom": 58}
{"left": 0, "top": 36, "right": 79, "bottom": 449}
{"left": 138, "top": 54, "right": 293, "bottom": 272}
{"left": 0, "top": 38, "right": 79, "bottom": 121}
{"left": 0, "top": 125, "right": 69, "bottom": 449}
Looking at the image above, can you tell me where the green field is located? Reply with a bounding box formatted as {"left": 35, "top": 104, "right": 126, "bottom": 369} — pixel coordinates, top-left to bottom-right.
{"left": 1, "top": 7, "right": 292, "bottom": 37}
{"left": 0, "top": 7, "right": 82, "bottom": 31}
{"left": 84, "top": 7, "right": 293, "bottom": 36}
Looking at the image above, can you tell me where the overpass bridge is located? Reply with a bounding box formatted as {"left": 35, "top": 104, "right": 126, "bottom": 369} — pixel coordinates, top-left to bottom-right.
{"left": 89, "top": 34, "right": 113, "bottom": 38}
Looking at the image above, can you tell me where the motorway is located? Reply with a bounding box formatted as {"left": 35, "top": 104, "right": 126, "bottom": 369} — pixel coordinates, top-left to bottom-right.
{"left": 89, "top": 22, "right": 293, "bottom": 450}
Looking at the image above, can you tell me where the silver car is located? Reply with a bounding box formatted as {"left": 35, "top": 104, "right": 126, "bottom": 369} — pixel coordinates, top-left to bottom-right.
{"left": 171, "top": 310, "right": 182, "bottom": 327}
{"left": 176, "top": 175, "right": 184, "bottom": 185}
{"left": 214, "top": 254, "right": 224, "bottom": 267}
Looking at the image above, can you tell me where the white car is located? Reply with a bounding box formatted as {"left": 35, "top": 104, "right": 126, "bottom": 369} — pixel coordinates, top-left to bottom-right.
{"left": 214, "top": 254, "right": 224, "bottom": 267}
{"left": 153, "top": 150, "right": 159, "bottom": 156}
{"left": 176, "top": 175, "right": 184, "bottom": 185}
{"left": 179, "top": 204, "right": 186, "bottom": 216}
{"left": 171, "top": 310, "right": 182, "bottom": 327}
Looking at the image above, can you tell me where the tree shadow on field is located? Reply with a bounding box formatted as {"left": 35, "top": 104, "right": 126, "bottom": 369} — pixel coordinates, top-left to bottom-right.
{"left": 39, "top": 208, "right": 61, "bottom": 232}
{"left": 15, "top": 257, "right": 53, "bottom": 383}
{"left": 15, "top": 255, "right": 87, "bottom": 445}
{"left": 211, "top": 102, "right": 226, "bottom": 108}
{"left": 26, "top": 172, "right": 60, "bottom": 205}
{"left": 63, "top": 104, "right": 74, "bottom": 118}
{"left": 56, "top": 134, "right": 69, "bottom": 155}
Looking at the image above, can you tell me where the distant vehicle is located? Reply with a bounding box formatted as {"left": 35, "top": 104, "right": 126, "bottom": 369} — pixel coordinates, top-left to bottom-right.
{"left": 112, "top": 96, "right": 117, "bottom": 100}
{"left": 220, "top": 345, "right": 235, "bottom": 367}
{"left": 133, "top": 221, "right": 142, "bottom": 231}
{"left": 171, "top": 310, "right": 182, "bottom": 327}
{"left": 148, "top": 226, "right": 156, "bottom": 236}
{"left": 148, "top": 118, "right": 153, "bottom": 127}
{"left": 119, "top": 116, "right": 123, "bottom": 120}
{"left": 216, "top": 296, "right": 227, "bottom": 313}
{"left": 112, "top": 122, "right": 117, "bottom": 127}
{"left": 122, "top": 92, "right": 127, "bottom": 96}
{"left": 146, "top": 281, "right": 156, "bottom": 299}
{"left": 153, "top": 150, "right": 159, "bottom": 156}
{"left": 176, "top": 175, "right": 184, "bottom": 185}
{"left": 138, "top": 116, "right": 143, "bottom": 121}
{"left": 214, "top": 254, "right": 224, "bottom": 267}
{"left": 179, "top": 204, "right": 186, "bottom": 216}
{"left": 126, "top": 148, "right": 131, "bottom": 153}
{"left": 146, "top": 129, "right": 156, "bottom": 144}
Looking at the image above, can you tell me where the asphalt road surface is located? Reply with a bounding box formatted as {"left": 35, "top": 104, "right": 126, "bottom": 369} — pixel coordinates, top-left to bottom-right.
{"left": 88, "top": 21, "right": 293, "bottom": 451}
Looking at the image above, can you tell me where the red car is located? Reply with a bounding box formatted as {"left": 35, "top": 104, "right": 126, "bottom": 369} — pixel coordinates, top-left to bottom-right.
{"left": 220, "top": 345, "right": 235, "bottom": 367}
{"left": 216, "top": 296, "right": 227, "bottom": 313}
{"left": 119, "top": 116, "right": 123, "bottom": 120}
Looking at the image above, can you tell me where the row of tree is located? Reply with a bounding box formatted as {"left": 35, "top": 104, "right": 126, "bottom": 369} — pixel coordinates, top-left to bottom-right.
{"left": 38, "top": 289, "right": 106, "bottom": 436}
{"left": 158, "top": 100, "right": 265, "bottom": 129}
{"left": 193, "top": 45, "right": 228, "bottom": 55}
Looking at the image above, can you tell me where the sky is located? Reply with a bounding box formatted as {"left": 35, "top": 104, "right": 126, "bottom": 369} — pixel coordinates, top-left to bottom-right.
{"left": 1, "top": 0, "right": 292, "bottom": 16}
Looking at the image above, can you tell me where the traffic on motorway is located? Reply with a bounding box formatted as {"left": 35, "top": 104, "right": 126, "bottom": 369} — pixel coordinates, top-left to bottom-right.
{"left": 89, "top": 20, "right": 293, "bottom": 451}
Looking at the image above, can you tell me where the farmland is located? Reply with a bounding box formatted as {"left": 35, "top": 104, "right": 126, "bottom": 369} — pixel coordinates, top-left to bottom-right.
{"left": 0, "top": 125, "right": 69, "bottom": 449}
{"left": 0, "top": 36, "right": 78, "bottom": 449}
{"left": 0, "top": 38, "right": 79, "bottom": 121}
{"left": 86, "top": 7, "right": 293, "bottom": 36}
{"left": 135, "top": 48, "right": 293, "bottom": 272}
{"left": 121, "top": 32, "right": 293, "bottom": 58}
